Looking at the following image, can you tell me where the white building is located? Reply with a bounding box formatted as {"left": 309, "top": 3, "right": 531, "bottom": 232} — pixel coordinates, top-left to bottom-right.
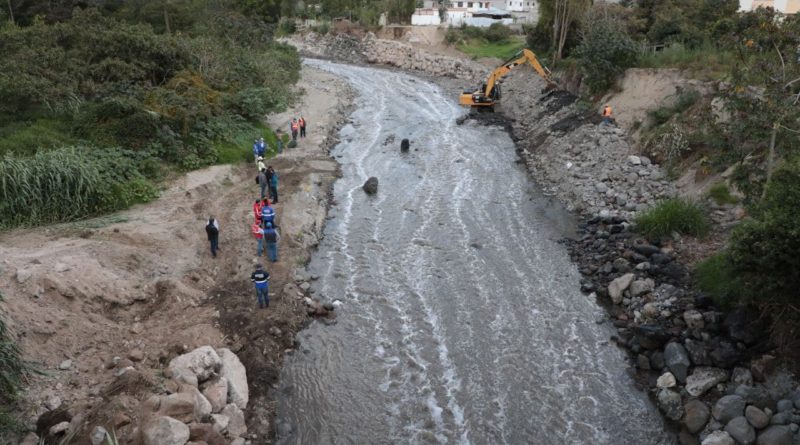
{"left": 740, "top": 0, "right": 800, "bottom": 12}
{"left": 411, "top": 0, "right": 534, "bottom": 26}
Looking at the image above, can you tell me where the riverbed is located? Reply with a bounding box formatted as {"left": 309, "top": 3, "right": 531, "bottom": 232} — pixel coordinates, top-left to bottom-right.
{"left": 275, "top": 59, "right": 674, "bottom": 445}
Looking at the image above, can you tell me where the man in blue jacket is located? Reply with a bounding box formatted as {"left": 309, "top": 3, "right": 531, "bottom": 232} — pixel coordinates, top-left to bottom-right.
{"left": 250, "top": 263, "right": 270, "bottom": 308}
{"left": 253, "top": 137, "right": 266, "bottom": 159}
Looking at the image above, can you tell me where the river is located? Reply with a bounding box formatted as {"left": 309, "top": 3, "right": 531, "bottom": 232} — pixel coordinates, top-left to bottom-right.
{"left": 275, "top": 59, "right": 674, "bottom": 445}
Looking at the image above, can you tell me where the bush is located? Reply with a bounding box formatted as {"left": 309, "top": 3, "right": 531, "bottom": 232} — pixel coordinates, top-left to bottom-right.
{"left": 311, "top": 22, "right": 331, "bottom": 35}
{"left": 647, "top": 89, "right": 701, "bottom": 126}
{"left": 573, "top": 15, "right": 638, "bottom": 94}
{"left": 635, "top": 198, "right": 710, "bottom": 238}
{"left": 484, "top": 23, "right": 512, "bottom": 43}
{"left": 694, "top": 253, "right": 740, "bottom": 306}
{"left": 727, "top": 159, "right": 800, "bottom": 305}
{"left": 708, "top": 182, "right": 739, "bottom": 205}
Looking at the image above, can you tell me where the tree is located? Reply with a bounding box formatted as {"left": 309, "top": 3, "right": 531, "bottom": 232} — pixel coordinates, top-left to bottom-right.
{"left": 551, "top": 0, "right": 589, "bottom": 61}
{"left": 719, "top": 8, "right": 800, "bottom": 201}
{"left": 573, "top": 5, "right": 638, "bottom": 94}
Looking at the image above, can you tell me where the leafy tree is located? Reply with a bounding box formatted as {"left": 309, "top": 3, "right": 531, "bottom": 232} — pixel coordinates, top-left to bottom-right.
{"left": 573, "top": 6, "right": 638, "bottom": 93}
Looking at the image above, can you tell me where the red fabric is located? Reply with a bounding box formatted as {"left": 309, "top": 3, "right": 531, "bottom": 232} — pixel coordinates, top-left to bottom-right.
{"left": 253, "top": 201, "right": 264, "bottom": 223}
{"left": 251, "top": 223, "right": 263, "bottom": 239}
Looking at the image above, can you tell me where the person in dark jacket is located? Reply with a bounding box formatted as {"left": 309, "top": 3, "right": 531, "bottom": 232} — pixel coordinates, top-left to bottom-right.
{"left": 257, "top": 168, "right": 268, "bottom": 200}
{"left": 267, "top": 166, "right": 278, "bottom": 203}
{"left": 250, "top": 263, "right": 270, "bottom": 308}
{"left": 205, "top": 217, "right": 219, "bottom": 258}
{"left": 260, "top": 221, "right": 280, "bottom": 262}
{"left": 261, "top": 199, "right": 275, "bottom": 226}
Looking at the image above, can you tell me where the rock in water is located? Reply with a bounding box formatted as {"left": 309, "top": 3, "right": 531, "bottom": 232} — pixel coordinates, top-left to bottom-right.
{"left": 400, "top": 139, "right": 410, "bottom": 152}
{"left": 363, "top": 177, "right": 379, "bottom": 195}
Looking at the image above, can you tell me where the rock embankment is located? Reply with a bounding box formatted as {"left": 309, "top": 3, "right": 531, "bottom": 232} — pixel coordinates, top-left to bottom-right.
{"left": 569, "top": 216, "right": 800, "bottom": 445}
{"left": 498, "top": 74, "right": 676, "bottom": 219}
{"left": 284, "top": 32, "right": 487, "bottom": 81}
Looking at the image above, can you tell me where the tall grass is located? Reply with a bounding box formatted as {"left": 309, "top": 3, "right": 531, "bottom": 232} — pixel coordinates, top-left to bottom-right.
{"left": 635, "top": 198, "right": 710, "bottom": 238}
{"left": 637, "top": 44, "right": 735, "bottom": 80}
{"left": 0, "top": 146, "right": 158, "bottom": 228}
{"left": 694, "top": 253, "right": 739, "bottom": 307}
{"left": 457, "top": 39, "right": 525, "bottom": 60}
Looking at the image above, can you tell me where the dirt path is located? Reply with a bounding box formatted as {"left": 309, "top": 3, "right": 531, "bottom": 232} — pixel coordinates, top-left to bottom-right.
{"left": 0, "top": 65, "right": 352, "bottom": 444}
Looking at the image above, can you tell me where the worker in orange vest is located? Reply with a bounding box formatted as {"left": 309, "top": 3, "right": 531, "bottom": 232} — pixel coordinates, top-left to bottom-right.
{"left": 601, "top": 105, "right": 613, "bottom": 126}
{"left": 290, "top": 119, "right": 299, "bottom": 142}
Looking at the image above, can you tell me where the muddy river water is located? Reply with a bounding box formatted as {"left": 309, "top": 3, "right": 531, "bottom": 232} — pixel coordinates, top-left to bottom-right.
{"left": 275, "top": 60, "right": 674, "bottom": 445}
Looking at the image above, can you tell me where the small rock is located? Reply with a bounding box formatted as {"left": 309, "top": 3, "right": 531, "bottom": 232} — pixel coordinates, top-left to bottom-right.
{"left": 664, "top": 342, "right": 691, "bottom": 382}
{"left": 630, "top": 279, "right": 654, "bottom": 297}
{"left": 702, "top": 430, "right": 735, "bottom": 445}
{"left": 362, "top": 177, "right": 379, "bottom": 195}
{"left": 714, "top": 395, "right": 747, "bottom": 423}
{"left": 299, "top": 282, "right": 311, "bottom": 291}
{"left": 608, "top": 273, "right": 635, "bottom": 304}
{"left": 657, "top": 372, "right": 677, "bottom": 388}
{"left": 90, "top": 426, "right": 108, "bottom": 445}
{"left": 128, "top": 349, "right": 145, "bottom": 362}
{"left": 657, "top": 388, "right": 684, "bottom": 420}
{"left": 686, "top": 367, "right": 728, "bottom": 397}
{"left": 58, "top": 359, "right": 72, "bottom": 370}
{"left": 684, "top": 399, "right": 711, "bottom": 433}
{"left": 16, "top": 269, "right": 32, "bottom": 283}
{"left": 745, "top": 405, "right": 770, "bottom": 429}
{"left": 628, "top": 155, "right": 642, "bottom": 165}
{"left": 725, "top": 416, "right": 755, "bottom": 445}
{"left": 45, "top": 395, "right": 62, "bottom": 410}
{"left": 732, "top": 367, "right": 754, "bottom": 387}
{"left": 776, "top": 400, "right": 793, "bottom": 413}
{"left": 637, "top": 354, "right": 650, "bottom": 370}
{"left": 49, "top": 421, "right": 70, "bottom": 436}
{"left": 755, "top": 425, "right": 792, "bottom": 445}
{"left": 142, "top": 416, "right": 190, "bottom": 445}
{"left": 684, "top": 310, "right": 705, "bottom": 330}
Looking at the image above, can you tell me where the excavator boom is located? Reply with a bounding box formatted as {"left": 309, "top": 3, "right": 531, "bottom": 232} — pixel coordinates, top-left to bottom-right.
{"left": 459, "top": 48, "right": 554, "bottom": 110}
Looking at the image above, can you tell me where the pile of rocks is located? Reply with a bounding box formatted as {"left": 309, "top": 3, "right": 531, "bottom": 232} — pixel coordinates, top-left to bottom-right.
{"left": 569, "top": 216, "right": 800, "bottom": 445}
{"left": 284, "top": 32, "right": 487, "bottom": 81}
{"left": 500, "top": 75, "right": 675, "bottom": 219}
{"left": 133, "top": 346, "right": 251, "bottom": 445}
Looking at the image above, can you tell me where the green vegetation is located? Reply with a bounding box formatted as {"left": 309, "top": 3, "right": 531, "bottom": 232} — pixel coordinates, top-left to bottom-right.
{"left": 0, "top": 293, "right": 32, "bottom": 435}
{"left": 647, "top": 90, "right": 701, "bottom": 126}
{"left": 457, "top": 39, "right": 525, "bottom": 60}
{"left": 0, "top": 4, "right": 300, "bottom": 229}
{"left": 572, "top": 9, "right": 638, "bottom": 94}
{"left": 637, "top": 44, "right": 735, "bottom": 80}
{"left": 708, "top": 182, "right": 739, "bottom": 205}
{"left": 447, "top": 24, "right": 523, "bottom": 60}
{"left": 635, "top": 198, "right": 710, "bottom": 238}
{"left": 694, "top": 253, "right": 740, "bottom": 307}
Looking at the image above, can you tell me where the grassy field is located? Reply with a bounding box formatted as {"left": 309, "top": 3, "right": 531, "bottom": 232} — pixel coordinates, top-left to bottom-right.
{"left": 457, "top": 38, "right": 525, "bottom": 60}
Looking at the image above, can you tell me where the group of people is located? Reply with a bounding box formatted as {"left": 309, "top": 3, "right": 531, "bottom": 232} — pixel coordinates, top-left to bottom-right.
{"left": 204, "top": 117, "right": 311, "bottom": 309}
{"left": 290, "top": 116, "right": 306, "bottom": 142}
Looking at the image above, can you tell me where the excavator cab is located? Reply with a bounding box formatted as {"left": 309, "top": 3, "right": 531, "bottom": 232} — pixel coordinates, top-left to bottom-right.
{"left": 459, "top": 48, "right": 553, "bottom": 111}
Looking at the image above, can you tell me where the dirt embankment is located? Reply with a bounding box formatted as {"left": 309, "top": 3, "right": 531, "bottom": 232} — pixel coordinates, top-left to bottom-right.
{"left": 0, "top": 66, "right": 354, "bottom": 444}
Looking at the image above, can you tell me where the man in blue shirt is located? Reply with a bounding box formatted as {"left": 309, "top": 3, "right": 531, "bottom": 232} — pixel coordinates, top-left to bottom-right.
{"left": 250, "top": 263, "right": 270, "bottom": 309}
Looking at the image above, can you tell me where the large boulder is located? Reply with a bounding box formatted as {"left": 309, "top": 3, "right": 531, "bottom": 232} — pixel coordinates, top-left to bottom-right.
{"left": 702, "top": 431, "right": 735, "bottom": 445}
{"left": 684, "top": 399, "right": 711, "bottom": 434}
{"left": 755, "top": 425, "right": 793, "bottom": 445}
{"left": 362, "top": 177, "right": 379, "bottom": 195}
{"left": 217, "top": 349, "right": 248, "bottom": 409}
{"left": 664, "top": 342, "right": 691, "bottom": 382}
{"left": 157, "top": 392, "right": 195, "bottom": 423}
{"left": 221, "top": 404, "right": 246, "bottom": 439}
{"left": 657, "top": 388, "right": 684, "bottom": 421}
{"left": 745, "top": 405, "right": 770, "bottom": 429}
{"left": 608, "top": 273, "right": 635, "bottom": 304}
{"left": 142, "top": 416, "right": 190, "bottom": 445}
{"left": 724, "top": 416, "right": 755, "bottom": 445}
{"left": 713, "top": 395, "right": 746, "bottom": 424}
{"left": 167, "top": 346, "right": 222, "bottom": 387}
{"left": 202, "top": 377, "right": 228, "bottom": 413}
{"left": 686, "top": 367, "right": 728, "bottom": 397}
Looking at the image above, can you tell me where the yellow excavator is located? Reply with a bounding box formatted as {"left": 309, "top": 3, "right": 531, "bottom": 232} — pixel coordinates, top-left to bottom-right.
{"left": 459, "top": 48, "right": 555, "bottom": 111}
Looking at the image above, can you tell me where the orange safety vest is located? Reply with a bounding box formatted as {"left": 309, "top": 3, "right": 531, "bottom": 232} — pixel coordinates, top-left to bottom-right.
{"left": 291, "top": 121, "right": 299, "bottom": 131}
{"left": 602, "top": 106, "right": 612, "bottom": 117}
